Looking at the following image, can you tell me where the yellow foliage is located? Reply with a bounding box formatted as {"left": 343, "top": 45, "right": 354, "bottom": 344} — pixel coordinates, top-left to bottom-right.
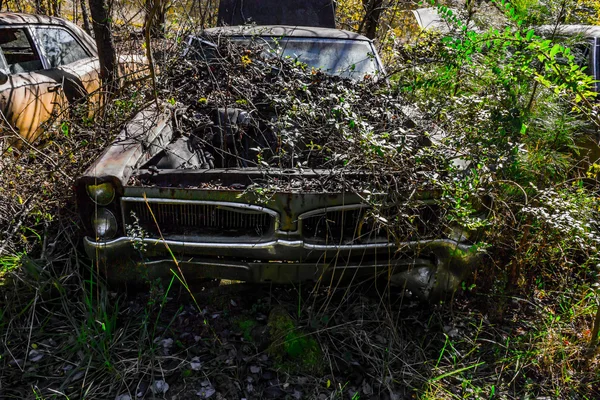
{"left": 336, "top": 0, "right": 364, "bottom": 31}
{"left": 570, "top": 0, "right": 600, "bottom": 24}
{"left": 336, "top": 0, "right": 424, "bottom": 64}
{"left": 241, "top": 54, "right": 252, "bottom": 67}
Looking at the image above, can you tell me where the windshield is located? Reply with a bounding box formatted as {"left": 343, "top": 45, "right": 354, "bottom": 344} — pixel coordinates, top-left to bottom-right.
{"left": 187, "top": 35, "right": 382, "bottom": 79}
{"left": 235, "top": 37, "right": 381, "bottom": 79}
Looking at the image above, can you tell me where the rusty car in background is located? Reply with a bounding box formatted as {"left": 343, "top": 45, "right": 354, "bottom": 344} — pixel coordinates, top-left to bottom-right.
{"left": 536, "top": 25, "right": 600, "bottom": 93}
{"left": 535, "top": 24, "right": 600, "bottom": 163}
{"left": 0, "top": 13, "right": 146, "bottom": 146}
{"left": 76, "top": 23, "right": 484, "bottom": 301}
{"left": 0, "top": 13, "right": 101, "bottom": 144}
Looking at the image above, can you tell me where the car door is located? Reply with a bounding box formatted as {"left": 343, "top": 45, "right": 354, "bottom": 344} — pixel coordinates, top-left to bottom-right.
{"left": 0, "top": 26, "right": 68, "bottom": 144}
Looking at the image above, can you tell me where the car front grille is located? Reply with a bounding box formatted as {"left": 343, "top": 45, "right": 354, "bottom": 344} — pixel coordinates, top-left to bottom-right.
{"left": 120, "top": 196, "right": 440, "bottom": 245}
{"left": 301, "top": 207, "right": 387, "bottom": 244}
{"left": 301, "top": 204, "right": 441, "bottom": 244}
{"left": 121, "top": 198, "right": 275, "bottom": 238}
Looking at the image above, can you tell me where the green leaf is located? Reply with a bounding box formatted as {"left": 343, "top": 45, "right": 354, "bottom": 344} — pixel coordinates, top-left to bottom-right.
{"left": 550, "top": 44, "right": 561, "bottom": 58}
{"left": 526, "top": 29, "right": 534, "bottom": 40}
{"left": 430, "top": 362, "right": 486, "bottom": 382}
{"left": 60, "top": 121, "right": 69, "bottom": 137}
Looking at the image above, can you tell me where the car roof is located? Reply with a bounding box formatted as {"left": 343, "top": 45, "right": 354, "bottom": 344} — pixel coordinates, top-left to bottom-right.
{"left": 410, "top": 7, "right": 478, "bottom": 33}
{"left": 0, "top": 12, "right": 97, "bottom": 56}
{"left": 0, "top": 12, "right": 71, "bottom": 26}
{"left": 411, "top": 8, "right": 451, "bottom": 32}
{"left": 204, "top": 25, "right": 372, "bottom": 42}
{"left": 537, "top": 24, "right": 600, "bottom": 38}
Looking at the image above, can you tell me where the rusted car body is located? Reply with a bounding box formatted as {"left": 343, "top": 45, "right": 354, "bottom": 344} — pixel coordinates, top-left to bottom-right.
{"left": 77, "top": 26, "right": 482, "bottom": 300}
{"left": 0, "top": 13, "right": 100, "bottom": 144}
{"left": 0, "top": 13, "right": 145, "bottom": 145}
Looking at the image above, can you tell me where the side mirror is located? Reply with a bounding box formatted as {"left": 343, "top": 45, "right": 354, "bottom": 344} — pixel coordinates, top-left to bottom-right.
{"left": 0, "top": 71, "right": 8, "bottom": 85}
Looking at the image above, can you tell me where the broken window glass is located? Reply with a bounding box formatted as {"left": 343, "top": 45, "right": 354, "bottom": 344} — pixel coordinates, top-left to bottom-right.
{"left": 34, "top": 27, "right": 89, "bottom": 68}
{"left": 0, "top": 49, "right": 8, "bottom": 75}
{"left": 0, "top": 28, "right": 43, "bottom": 74}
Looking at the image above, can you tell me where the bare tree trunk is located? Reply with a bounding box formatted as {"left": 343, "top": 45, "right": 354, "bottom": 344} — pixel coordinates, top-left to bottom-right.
{"left": 51, "top": 0, "right": 59, "bottom": 16}
{"left": 145, "top": 0, "right": 160, "bottom": 105}
{"left": 200, "top": 0, "right": 213, "bottom": 28}
{"left": 361, "top": 0, "right": 384, "bottom": 39}
{"left": 88, "top": 0, "right": 118, "bottom": 94}
{"left": 35, "top": 0, "right": 45, "bottom": 14}
{"left": 146, "top": 0, "right": 169, "bottom": 38}
{"left": 80, "top": 0, "right": 93, "bottom": 35}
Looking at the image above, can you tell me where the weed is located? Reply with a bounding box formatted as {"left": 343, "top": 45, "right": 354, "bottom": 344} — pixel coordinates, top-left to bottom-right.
{"left": 0, "top": 252, "right": 23, "bottom": 281}
{"left": 267, "top": 306, "right": 323, "bottom": 374}
{"left": 236, "top": 317, "right": 257, "bottom": 342}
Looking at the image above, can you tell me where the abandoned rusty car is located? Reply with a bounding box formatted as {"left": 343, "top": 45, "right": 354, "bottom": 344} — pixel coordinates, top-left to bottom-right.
{"left": 75, "top": 24, "right": 484, "bottom": 300}
{"left": 0, "top": 13, "right": 100, "bottom": 143}
{"left": 0, "top": 12, "right": 144, "bottom": 145}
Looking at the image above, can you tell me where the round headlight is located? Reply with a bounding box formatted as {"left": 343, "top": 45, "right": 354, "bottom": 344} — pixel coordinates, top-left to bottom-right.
{"left": 91, "top": 208, "right": 118, "bottom": 240}
{"left": 87, "top": 182, "right": 115, "bottom": 206}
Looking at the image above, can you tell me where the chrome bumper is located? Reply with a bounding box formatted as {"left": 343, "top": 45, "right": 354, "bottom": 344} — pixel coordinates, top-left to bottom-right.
{"left": 84, "top": 236, "right": 483, "bottom": 299}
{"left": 84, "top": 235, "right": 400, "bottom": 260}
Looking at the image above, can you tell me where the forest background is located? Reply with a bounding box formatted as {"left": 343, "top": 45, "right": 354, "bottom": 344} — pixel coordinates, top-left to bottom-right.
{"left": 2, "top": 0, "right": 600, "bottom": 398}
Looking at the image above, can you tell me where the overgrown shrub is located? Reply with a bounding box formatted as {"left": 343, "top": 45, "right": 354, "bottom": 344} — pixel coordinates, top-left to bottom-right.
{"left": 389, "top": 1, "right": 600, "bottom": 293}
